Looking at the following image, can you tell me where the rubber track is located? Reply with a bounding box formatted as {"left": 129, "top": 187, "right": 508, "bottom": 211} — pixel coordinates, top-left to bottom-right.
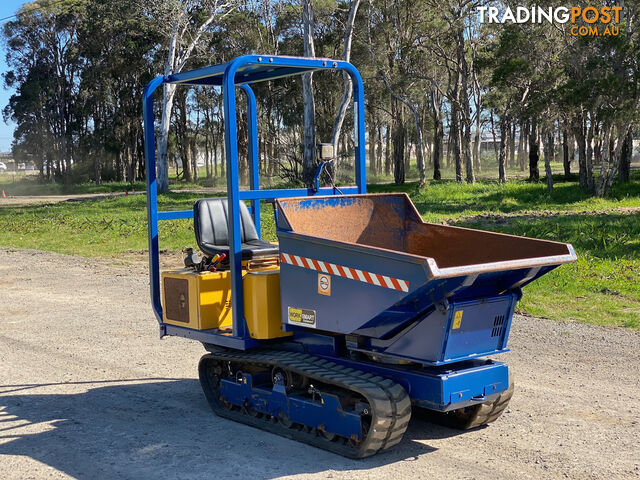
{"left": 462, "top": 382, "right": 514, "bottom": 429}
{"left": 198, "top": 348, "right": 411, "bottom": 458}
{"left": 418, "top": 382, "right": 514, "bottom": 430}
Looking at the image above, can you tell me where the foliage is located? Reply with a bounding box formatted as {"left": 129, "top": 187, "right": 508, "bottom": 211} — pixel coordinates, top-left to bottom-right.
{"left": 1, "top": 0, "right": 638, "bottom": 198}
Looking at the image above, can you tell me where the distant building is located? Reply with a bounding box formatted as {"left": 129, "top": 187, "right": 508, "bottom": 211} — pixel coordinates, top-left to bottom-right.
{"left": 0, "top": 152, "right": 15, "bottom": 170}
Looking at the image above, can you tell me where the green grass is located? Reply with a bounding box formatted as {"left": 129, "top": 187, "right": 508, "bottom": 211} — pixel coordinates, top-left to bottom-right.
{"left": 0, "top": 193, "right": 200, "bottom": 256}
{"left": 0, "top": 191, "right": 278, "bottom": 257}
{"left": 0, "top": 175, "right": 639, "bottom": 330}
{"left": 457, "top": 213, "right": 640, "bottom": 329}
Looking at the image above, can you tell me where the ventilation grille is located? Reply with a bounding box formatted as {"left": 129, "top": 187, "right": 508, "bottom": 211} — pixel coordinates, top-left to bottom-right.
{"left": 491, "top": 315, "right": 505, "bottom": 337}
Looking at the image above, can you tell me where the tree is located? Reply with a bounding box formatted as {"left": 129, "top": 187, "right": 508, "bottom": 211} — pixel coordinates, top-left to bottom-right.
{"left": 3, "top": 0, "right": 86, "bottom": 182}
{"left": 156, "top": 0, "right": 235, "bottom": 193}
{"left": 329, "top": 0, "right": 362, "bottom": 153}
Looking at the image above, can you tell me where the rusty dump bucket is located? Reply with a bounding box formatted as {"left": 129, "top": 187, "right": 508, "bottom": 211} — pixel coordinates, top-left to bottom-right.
{"left": 275, "top": 194, "right": 576, "bottom": 364}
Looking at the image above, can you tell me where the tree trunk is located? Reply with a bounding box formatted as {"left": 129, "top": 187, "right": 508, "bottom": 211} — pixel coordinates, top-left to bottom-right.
{"left": 406, "top": 111, "right": 425, "bottom": 184}
{"left": 404, "top": 135, "right": 411, "bottom": 174}
{"left": 213, "top": 140, "right": 218, "bottom": 178}
{"left": 115, "top": 151, "right": 122, "bottom": 182}
{"left": 593, "top": 122, "right": 601, "bottom": 169}
{"left": 431, "top": 88, "right": 443, "bottom": 180}
{"left": 508, "top": 121, "right": 516, "bottom": 169}
{"left": 518, "top": 118, "right": 528, "bottom": 171}
{"left": 498, "top": 115, "right": 507, "bottom": 183}
{"left": 572, "top": 115, "right": 588, "bottom": 189}
{"left": 157, "top": 82, "right": 176, "bottom": 192}
{"left": 191, "top": 137, "right": 199, "bottom": 184}
{"left": 451, "top": 110, "right": 463, "bottom": 182}
{"left": 545, "top": 131, "right": 554, "bottom": 192}
{"left": 433, "top": 111, "right": 443, "bottom": 180}
{"left": 618, "top": 124, "right": 632, "bottom": 182}
{"left": 204, "top": 134, "right": 211, "bottom": 179}
{"left": 463, "top": 120, "right": 474, "bottom": 184}
{"left": 301, "top": 0, "right": 316, "bottom": 187}
{"left": 490, "top": 110, "right": 499, "bottom": 163}
{"left": 595, "top": 124, "right": 623, "bottom": 197}
{"left": 562, "top": 127, "right": 570, "bottom": 179}
{"left": 376, "top": 123, "right": 383, "bottom": 174}
{"left": 385, "top": 123, "right": 392, "bottom": 175}
{"left": 369, "top": 114, "right": 377, "bottom": 176}
{"left": 329, "top": 0, "right": 361, "bottom": 157}
{"left": 392, "top": 102, "right": 405, "bottom": 184}
{"left": 93, "top": 113, "right": 102, "bottom": 185}
{"left": 445, "top": 127, "right": 451, "bottom": 167}
{"left": 586, "top": 119, "right": 595, "bottom": 191}
{"left": 182, "top": 146, "right": 193, "bottom": 183}
{"left": 473, "top": 114, "right": 481, "bottom": 173}
{"left": 456, "top": 27, "right": 474, "bottom": 184}
{"left": 529, "top": 118, "right": 540, "bottom": 182}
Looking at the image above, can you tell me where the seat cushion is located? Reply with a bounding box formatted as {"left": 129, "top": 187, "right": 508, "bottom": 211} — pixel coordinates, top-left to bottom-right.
{"left": 194, "top": 198, "right": 279, "bottom": 260}
{"left": 198, "top": 239, "right": 280, "bottom": 260}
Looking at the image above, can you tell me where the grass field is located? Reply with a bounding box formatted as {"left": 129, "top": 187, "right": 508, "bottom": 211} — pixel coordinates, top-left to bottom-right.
{"left": 1, "top": 174, "right": 638, "bottom": 329}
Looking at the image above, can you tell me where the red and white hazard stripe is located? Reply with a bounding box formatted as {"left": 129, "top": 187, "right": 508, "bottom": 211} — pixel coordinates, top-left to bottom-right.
{"left": 280, "top": 252, "right": 409, "bottom": 292}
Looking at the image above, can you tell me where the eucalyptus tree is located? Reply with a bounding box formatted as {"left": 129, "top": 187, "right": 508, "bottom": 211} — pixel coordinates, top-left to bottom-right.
{"left": 78, "top": 0, "right": 160, "bottom": 183}
{"left": 3, "top": 0, "right": 86, "bottom": 181}
{"left": 557, "top": 1, "right": 640, "bottom": 196}
{"left": 154, "top": 0, "right": 237, "bottom": 193}
{"left": 421, "top": 0, "right": 485, "bottom": 183}
{"left": 358, "top": 0, "right": 434, "bottom": 185}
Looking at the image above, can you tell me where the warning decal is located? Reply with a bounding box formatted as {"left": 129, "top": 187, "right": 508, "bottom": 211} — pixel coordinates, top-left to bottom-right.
{"left": 280, "top": 252, "right": 409, "bottom": 292}
{"left": 452, "top": 310, "right": 463, "bottom": 329}
{"left": 318, "top": 273, "right": 331, "bottom": 296}
{"left": 288, "top": 307, "right": 317, "bottom": 327}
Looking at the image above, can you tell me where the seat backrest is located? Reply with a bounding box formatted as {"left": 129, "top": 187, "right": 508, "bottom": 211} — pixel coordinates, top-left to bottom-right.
{"left": 194, "top": 198, "right": 259, "bottom": 252}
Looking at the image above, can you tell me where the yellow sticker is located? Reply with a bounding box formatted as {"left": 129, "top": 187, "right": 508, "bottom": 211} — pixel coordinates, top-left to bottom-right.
{"left": 318, "top": 273, "right": 331, "bottom": 296}
{"left": 452, "top": 310, "right": 463, "bottom": 329}
{"left": 288, "top": 307, "right": 302, "bottom": 323}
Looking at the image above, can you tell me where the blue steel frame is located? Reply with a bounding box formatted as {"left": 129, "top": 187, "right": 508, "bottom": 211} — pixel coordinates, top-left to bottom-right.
{"left": 143, "top": 55, "right": 367, "bottom": 349}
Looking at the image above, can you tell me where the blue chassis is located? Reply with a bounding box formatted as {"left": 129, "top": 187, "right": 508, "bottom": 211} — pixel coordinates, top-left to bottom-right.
{"left": 143, "top": 55, "right": 510, "bottom": 413}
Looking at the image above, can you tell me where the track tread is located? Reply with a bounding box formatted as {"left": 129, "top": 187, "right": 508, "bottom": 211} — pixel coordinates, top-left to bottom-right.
{"left": 198, "top": 348, "right": 411, "bottom": 458}
{"left": 434, "top": 382, "right": 514, "bottom": 430}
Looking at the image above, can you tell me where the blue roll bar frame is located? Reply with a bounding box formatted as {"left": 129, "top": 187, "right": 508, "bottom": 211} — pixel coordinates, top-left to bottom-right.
{"left": 143, "top": 55, "right": 367, "bottom": 349}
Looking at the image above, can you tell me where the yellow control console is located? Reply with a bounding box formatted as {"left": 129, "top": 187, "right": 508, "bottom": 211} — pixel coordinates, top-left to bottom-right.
{"left": 161, "top": 266, "right": 290, "bottom": 340}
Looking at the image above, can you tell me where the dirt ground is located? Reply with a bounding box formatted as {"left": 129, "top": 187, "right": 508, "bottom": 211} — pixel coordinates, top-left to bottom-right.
{"left": 0, "top": 192, "right": 133, "bottom": 207}
{"left": 0, "top": 248, "right": 638, "bottom": 480}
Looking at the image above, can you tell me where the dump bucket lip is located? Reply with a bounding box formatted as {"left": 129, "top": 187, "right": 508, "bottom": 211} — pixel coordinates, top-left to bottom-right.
{"left": 429, "top": 243, "right": 577, "bottom": 279}
{"left": 276, "top": 194, "right": 578, "bottom": 281}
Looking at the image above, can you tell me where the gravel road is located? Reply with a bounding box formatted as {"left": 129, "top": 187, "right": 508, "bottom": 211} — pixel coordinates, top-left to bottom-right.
{"left": 0, "top": 248, "right": 638, "bottom": 480}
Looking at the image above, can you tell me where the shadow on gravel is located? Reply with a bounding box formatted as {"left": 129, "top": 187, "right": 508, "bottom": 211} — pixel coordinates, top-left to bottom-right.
{"left": 0, "top": 379, "right": 468, "bottom": 478}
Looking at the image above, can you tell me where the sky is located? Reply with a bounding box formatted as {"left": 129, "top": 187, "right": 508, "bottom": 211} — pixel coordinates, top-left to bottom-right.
{"left": 0, "top": 0, "right": 27, "bottom": 153}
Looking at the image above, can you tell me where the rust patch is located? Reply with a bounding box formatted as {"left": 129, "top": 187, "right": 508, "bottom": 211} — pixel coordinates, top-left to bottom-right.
{"left": 405, "top": 222, "right": 570, "bottom": 269}
{"left": 279, "top": 194, "right": 409, "bottom": 252}
{"left": 278, "top": 194, "right": 572, "bottom": 270}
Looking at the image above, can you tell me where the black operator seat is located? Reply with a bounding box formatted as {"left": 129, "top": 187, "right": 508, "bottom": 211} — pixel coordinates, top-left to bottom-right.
{"left": 193, "top": 198, "right": 279, "bottom": 260}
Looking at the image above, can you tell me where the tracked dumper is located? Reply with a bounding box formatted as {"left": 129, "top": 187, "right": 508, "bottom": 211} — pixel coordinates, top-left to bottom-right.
{"left": 143, "top": 55, "right": 576, "bottom": 457}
